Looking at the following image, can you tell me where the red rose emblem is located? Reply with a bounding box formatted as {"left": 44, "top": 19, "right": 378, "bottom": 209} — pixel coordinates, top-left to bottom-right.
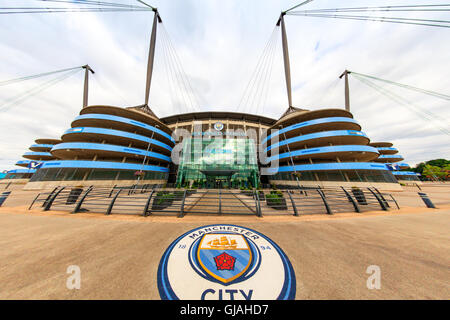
{"left": 214, "top": 252, "right": 236, "bottom": 271}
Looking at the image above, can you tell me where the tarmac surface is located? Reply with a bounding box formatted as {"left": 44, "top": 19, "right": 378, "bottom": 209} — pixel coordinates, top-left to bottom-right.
{"left": 0, "top": 205, "right": 449, "bottom": 299}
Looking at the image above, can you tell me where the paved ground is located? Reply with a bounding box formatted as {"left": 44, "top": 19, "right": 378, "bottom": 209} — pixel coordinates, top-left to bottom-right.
{"left": 0, "top": 207, "right": 448, "bottom": 299}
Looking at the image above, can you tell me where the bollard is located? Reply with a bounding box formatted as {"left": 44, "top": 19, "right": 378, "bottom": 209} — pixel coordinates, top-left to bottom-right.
{"left": 418, "top": 192, "right": 436, "bottom": 208}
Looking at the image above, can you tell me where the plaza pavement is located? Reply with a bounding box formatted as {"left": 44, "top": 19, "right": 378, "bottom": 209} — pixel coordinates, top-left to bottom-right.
{"left": 0, "top": 203, "right": 448, "bottom": 299}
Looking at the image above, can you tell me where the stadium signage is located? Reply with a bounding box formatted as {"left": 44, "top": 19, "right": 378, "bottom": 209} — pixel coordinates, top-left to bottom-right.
{"left": 192, "top": 131, "right": 247, "bottom": 137}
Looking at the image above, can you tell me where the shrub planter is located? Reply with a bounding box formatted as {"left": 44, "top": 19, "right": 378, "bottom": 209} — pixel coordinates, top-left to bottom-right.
{"left": 351, "top": 188, "right": 367, "bottom": 205}
{"left": 66, "top": 188, "right": 83, "bottom": 205}
{"left": 266, "top": 193, "right": 287, "bottom": 210}
{"left": 240, "top": 189, "right": 253, "bottom": 197}
{"left": 152, "top": 192, "right": 175, "bottom": 210}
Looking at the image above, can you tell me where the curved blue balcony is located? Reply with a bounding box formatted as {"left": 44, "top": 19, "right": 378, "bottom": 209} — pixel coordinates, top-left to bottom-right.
{"left": 7, "top": 169, "right": 36, "bottom": 174}
{"left": 15, "top": 160, "right": 32, "bottom": 167}
{"left": 23, "top": 152, "right": 52, "bottom": 157}
{"left": 51, "top": 142, "right": 171, "bottom": 162}
{"left": 263, "top": 117, "right": 359, "bottom": 145}
{"left": 378, "top": 154, "right": 404, "bottom": 160}
{"left": 63, "top": 127, "right": 173, "bottom": 152}
{"left": 377, "top": 147, "right": 398, "bottom": 152}
{"left": 267, "top": 145, "right": 379, "bottom": 162}
{"left": 41, "top": 160, "right": 169, "bottom": 172}
{"left": 266, "top": 162, "right": 390, "bottom": 174}
{"left": 73, "top": 114, "right": 175, "bottom": 144}
{"left": 266, "top": 130, "right": 369, "bottom": 152}
{"left": 393, "top": 171, "right": 419, "bottom": 176}
{"left": 30, "top": 144, "right": 55, "bottom": 150}
{"left": 23, "top": 152, "right": 53, "bottom": 160}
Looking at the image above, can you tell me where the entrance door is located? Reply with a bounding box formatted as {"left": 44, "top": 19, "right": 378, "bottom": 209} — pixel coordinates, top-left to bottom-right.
{"left": 215, "top": 178, "right": 229, "bottom": 189}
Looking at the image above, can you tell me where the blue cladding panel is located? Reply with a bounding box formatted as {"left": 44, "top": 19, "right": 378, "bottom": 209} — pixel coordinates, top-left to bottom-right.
{"left": 23, "top": 152, "right": 52, "bottom": 157}
{"left": 74, "top": 114, "right": 175, "bottom": 143}
{"left": 267, "top": 145, "right": 379, "bottom": 162}
{"left": 41, "top": 160, "right": 169, "bottom": 172}
{"left": 266, "top": 162, "right": 389, "bottom": 174}
{"left": 378, "top": 154, "right": 403, "bottom": 159}
{"left": 266, "top": 130, "right": 368, "bottom": 151}
{"left": 64, "top": 127, "right": 173, "bottom": 152}
{"left": 30, "top": 144, "right": 55, "bottom": 149}
{"left": 393, "top": 171, "right": 420, "bottom": 176}
{"left": 51, "top": 142, "right": 171, "bottom": 162}
{"left": 262, "top": 117, "right": 359, "bottom": 145}
{"left": 7, "top": 169, "right": 36, "bottom": 174}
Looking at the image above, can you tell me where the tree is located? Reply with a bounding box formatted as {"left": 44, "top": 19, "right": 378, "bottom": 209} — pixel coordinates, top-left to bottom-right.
{"left": 422, "top": 165, "right": 446, "bottom": 181}
{"left": 409, "top": 159, "right": 449, "bottom": 179}
{"left": 427, "top": 159, "right": 450, "bottom": 168}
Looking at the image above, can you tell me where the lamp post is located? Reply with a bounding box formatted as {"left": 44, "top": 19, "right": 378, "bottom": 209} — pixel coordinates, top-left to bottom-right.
{"left": 280, "top": 125, "right": 301, "bottom": 190}
{"left": 137, "top": 124, "right": 159, "bottom": 184}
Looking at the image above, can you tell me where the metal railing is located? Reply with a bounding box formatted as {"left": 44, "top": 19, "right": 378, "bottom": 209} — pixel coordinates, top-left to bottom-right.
{"left": 29, "top": 185, "right": 400, "bottom": 217}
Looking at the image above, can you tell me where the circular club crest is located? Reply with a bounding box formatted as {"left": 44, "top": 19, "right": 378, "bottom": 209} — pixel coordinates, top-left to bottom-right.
{"left": 157, "top": 224, "right": 296, "bottom": 300}
{"left": 213, "top": 121, "right": 224, "bottom": 131}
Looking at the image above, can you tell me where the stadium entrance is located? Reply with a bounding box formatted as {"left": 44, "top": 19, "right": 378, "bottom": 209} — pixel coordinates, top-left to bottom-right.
{"left": 176, "top": 138, "right": 259, "bottom": 189}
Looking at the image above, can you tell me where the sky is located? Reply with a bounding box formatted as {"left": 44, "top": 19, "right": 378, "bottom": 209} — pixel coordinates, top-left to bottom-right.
{"left": 0, "top": 0, "right": 449, "bottom": 170}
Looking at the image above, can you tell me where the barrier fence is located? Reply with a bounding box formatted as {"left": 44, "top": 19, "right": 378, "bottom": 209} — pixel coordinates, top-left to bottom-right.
{"left": 29, "top": 185, "right": 400, "bottom": 217}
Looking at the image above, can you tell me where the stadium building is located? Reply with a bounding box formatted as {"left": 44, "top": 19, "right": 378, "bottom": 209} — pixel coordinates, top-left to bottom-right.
{"left": 22, "top": 104, "right": 403, "bottom": 191}
{"left": 2, "top": 138, "right": 60, "bottom": 186}
{"left": 27, "top": 105, "right": 173, "bottom": 189}
{"left": 370, "top": 142, "right": 420, "bottom": 183}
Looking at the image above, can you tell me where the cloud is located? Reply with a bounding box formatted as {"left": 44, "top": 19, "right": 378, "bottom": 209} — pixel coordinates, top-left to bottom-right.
{"left": 0, "top": 0, "right": 448, "bottom": 170}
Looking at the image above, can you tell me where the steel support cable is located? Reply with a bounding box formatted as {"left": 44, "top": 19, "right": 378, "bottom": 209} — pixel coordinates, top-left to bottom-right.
{"left": 238, "top": 27, "right": 278, "bottom": 113}
{"left": 93, "top": 74, "right": 132, "bottom": 106}
{"left": 317, "top": 77, "right": 340, "bottom": 106}
{"left": 358, "top": 78, "right": 450, "bottom": 135}
{"left": 254, "top": 30, "right": 279, "bottom": 115}
{"left": 33, "top": 0, "right": 150, "bottom": 9}
{"left": 259, "top": 31, "right": 279, "bottom": 115}
{"left": 246, "top": 30, "right": 276, "bottom": 114}
{"left": 284, "top": 0, "right": 315, "bottom": 13}
{"left": 161, "top": 24, "right": 200, "bottom": 112}
{"left": 165, "top": 26, "right": 194, "bottom": 112}
{"left": 295, "top": 8, "right": 450, "bottom": 13}
{"left": 0, "top": 68, "right": 81, "bottom": 111}
{"left": 286, "top": 12, "right": 450, "bottom": 28}
{"left": 348, "top": 71, "right": 450, "bottom": 101}
{"left": 160, "top": 26, "right": 189, "bottom": 114}
{"left": 288, "top": 4, "right": 450, "bottom": 13}
{"left": 352, "top": 73, "right": 449, "bottom": 123}
{"left": 161, "top": 24, "right": 198, "bottom": 112}
{"left": 255, "top": 30, "right": 278, "bottom": 114}
{"left": 352, "top": 74, "right": 450, "bottom": 136}
{"left": 0, "top": 66, "right": 82, "bottom": 86}
{"left": 161, "top": 27, "right": 196, "bottom": 113}
{"left": 0, "top": 68, "right": 81, "bottom": 112}
{"left": 254, "top": 27, "right": 279, "bottom": 111}
{"left": 158, "top": 27, "right": 189, "bottom": 114}
{"left": 287, "top": 12, "right": 450, "bottom": 26}
{"left": 158, "top": 26, "right": 177, "bottom": 113}
{"left": 1, "top": 69, "right": 80, "bottom": 109}
{"left": 238, "top": 27, "right": 277, "bottom": 112}
{"left": 0, "top": 7, "right": 152, "bottom": 14}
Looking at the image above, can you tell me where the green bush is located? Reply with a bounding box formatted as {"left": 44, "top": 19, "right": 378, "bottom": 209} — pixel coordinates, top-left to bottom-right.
{"left": 155, "top": 192, "right": 175, "bottom": 205}
{"left": 265, "top": 193, "right": 287, "bottom": 209}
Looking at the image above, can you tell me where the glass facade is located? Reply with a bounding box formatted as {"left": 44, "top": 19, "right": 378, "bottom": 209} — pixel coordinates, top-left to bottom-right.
{"left": 176, "top": 137, "right": 259, "bottom": 188}
{"left": 29, "top": 168, "right": 168, "bottom": 182}
{"left": 269, "top": 169, "right": 398, "bottom": 183}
